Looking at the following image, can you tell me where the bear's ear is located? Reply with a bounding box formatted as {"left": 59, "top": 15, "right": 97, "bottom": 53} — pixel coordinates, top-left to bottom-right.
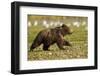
{"left": 62, "top": 24, "right": 66, "bottom": 27}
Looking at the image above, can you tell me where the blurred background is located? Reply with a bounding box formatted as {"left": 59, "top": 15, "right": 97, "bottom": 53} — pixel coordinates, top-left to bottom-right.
{"left": 28, "top": 15, "right": 88, "bottom": 28}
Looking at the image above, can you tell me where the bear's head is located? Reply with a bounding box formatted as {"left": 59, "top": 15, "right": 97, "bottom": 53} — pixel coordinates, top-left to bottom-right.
{"left": 61, "top": 24, "right": 73, "bottom": 35}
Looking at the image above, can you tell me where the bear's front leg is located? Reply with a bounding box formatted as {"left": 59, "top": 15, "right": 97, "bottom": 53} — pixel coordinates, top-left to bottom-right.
{"left": 56, "top": 40, "right": 65, "bottom": 50}
{"left": 63, "top": 40, "right": 72, "bottom": 46}
{"left": 56, "top": 33, "right": 66, "bottom": 50}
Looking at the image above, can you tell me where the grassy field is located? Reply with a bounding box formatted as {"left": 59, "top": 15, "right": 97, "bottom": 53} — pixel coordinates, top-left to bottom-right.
{"left": 28, "top": 25, "right": 88, "bottom": 61}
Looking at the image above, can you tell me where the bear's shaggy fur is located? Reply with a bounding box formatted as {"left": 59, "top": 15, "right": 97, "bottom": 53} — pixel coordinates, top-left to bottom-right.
{"left": 30, "top": 24, "right": 72, "bottom": 51}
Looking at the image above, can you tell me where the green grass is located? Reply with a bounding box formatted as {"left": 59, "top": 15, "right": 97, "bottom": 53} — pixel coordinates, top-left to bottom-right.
{"left": 28, "top": 25, "right": 88, "bottom": 61}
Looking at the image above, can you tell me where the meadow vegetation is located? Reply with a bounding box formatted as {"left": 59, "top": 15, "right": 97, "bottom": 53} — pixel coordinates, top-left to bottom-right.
{"left": 28, "top": 25, "right": 88, "bottom": 61}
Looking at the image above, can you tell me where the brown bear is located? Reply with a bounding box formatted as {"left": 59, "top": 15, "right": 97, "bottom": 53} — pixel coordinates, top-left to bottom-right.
{"left": 30, "top": 24, "right": 73, "bottom": 51}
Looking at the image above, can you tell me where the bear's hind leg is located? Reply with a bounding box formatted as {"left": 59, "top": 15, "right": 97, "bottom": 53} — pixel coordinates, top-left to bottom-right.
{"left": 30, "top": 42, "right": 41, "bottom": 51}
{"left": 43, "top": 44, "right": 50, "bottom": 51}
{"left": 30, "top": 43, "right": 36, "bottom": 51}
